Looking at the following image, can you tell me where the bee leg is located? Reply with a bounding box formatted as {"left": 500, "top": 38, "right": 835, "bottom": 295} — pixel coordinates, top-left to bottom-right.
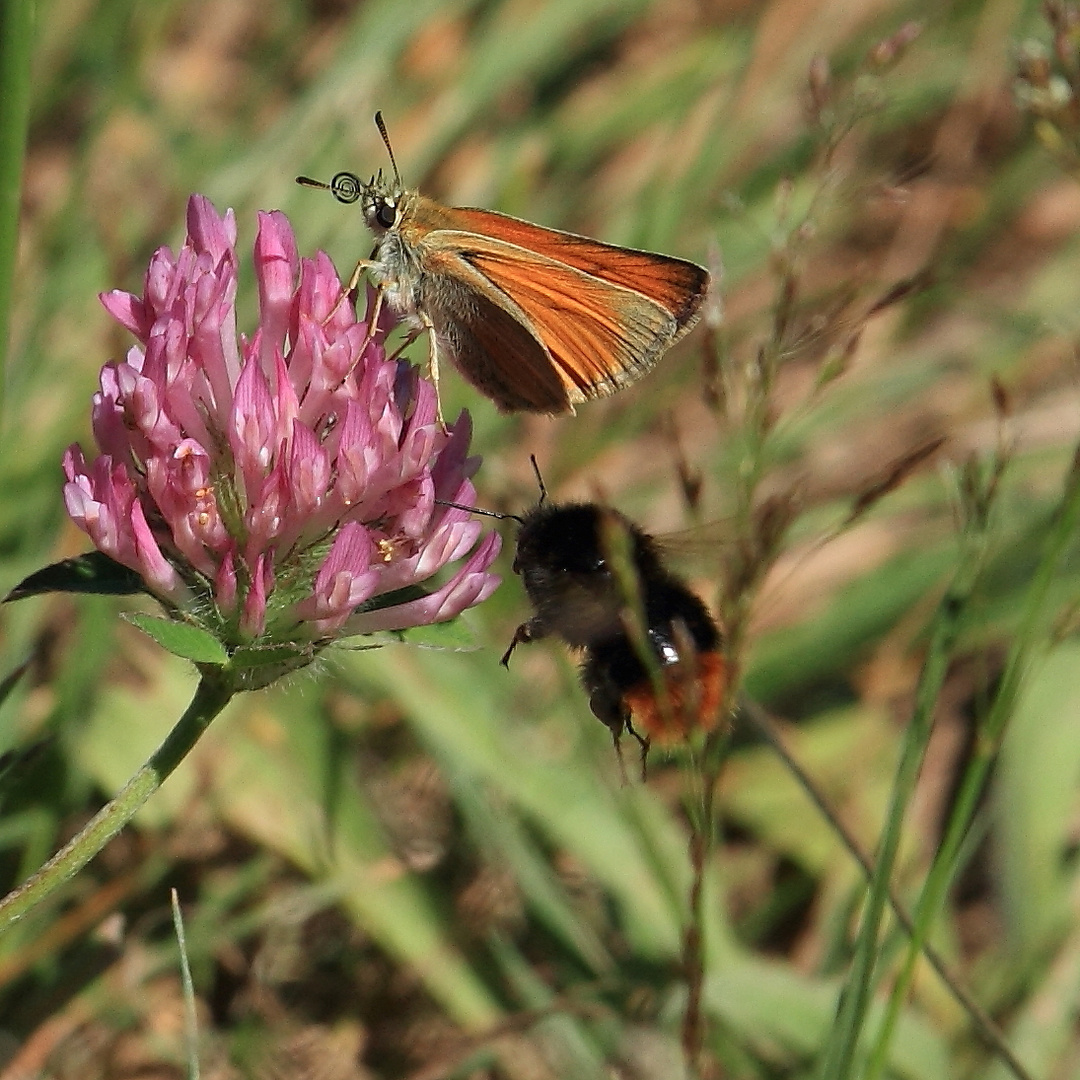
{"left": 500, "top": 620, "right": 544, "bottom": 667}
{"left": 611, "top": 734, "right": 630, "bottom": 786}
{"left": 585, "top": 677, "right": 644, "bottom": 782}
{"left": 624, "top": 719, "right": 651, "bottom": 781}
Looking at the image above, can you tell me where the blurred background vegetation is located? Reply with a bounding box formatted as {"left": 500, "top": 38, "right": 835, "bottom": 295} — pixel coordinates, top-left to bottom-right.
{"left": 6, "top": 0, "right": 1080, "bottom": 1076}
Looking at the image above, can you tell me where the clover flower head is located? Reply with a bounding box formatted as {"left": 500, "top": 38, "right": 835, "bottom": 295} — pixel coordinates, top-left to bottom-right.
{"left": 63, "top": 195, "right": 500, "bottom": 668}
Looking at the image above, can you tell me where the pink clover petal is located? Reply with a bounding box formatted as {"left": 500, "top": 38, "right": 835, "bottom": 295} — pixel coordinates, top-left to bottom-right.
{"left": 63, "top": 480, "right": 99, "bottom": 537}
{"left": 388, "top": 477, "right": 434, "bottom": 539}
{"left": 62, "top": 444, "right": 88, "bottom": 485}
{"left": 295, "top": 523, "right": 380, "bottom": 632}
{"left": 63, "top": 449, "right": 107, "bottom": 538}
{"left": 346, "top": 532, "right": 502, "bottom": 635}
{"left": 172, "top": 439, "right": 213, "bottom": 490}
{"left": 372, "top": 515, "right": 480, "bottom": 594}
{"left": 406, "top": 376, "right": 439, "bottom": 431}
{"left": 216, "top": 548, "right": 238, "bottom": 614}
{"left": 287, "top": 420, "right": 330, "bottom": 517}
{"left": 314, "top": 523, "right": 377, "bottom": 594}
{"left": 129, "top": 499, "right": 183, "bottom": 597}
{"left": 142, "top": 442, "right": 226, "bottom": 575}
{"left": 288, "top": 315, "right": 319, "bottom": 408}
{"left": 99, "top": 290, "right": 150, "bottom": 339}
{"left": 244, "top": 456, "right": 290, "bottom": 556}
{"left": 272, "top": 350, "right": 300, "bottom": 446}
{"left": 240, "top": 554, "right": 270, "bottom": 638}
{"left": 254, "top": 210, "right": 299, "bottom": 366}
{"left": 399, "top": 425, "right": 438, "bottom": 485}
{"left": 187, "top": 195, "right": 237, "bottom": 265}
{"left": 190, "top": 279, "right": 241, "bottom": 419}
{"left": 142, "top": 247, "right": 178, "bottom": 322}
{"left": 297, "top": 251, "right": 352, "bottom": 333}
{"left": 89, "top": 388, "right": 134, "bottom": 467}
{"left": 63, "top": 453, "right": 158, "bottom": 578}
{"left": 335, "top": 402, "right": 378, "bottom": 505}
{"left": 414, "top": 518, "right": 482, "bottom": 581}
{"left": 429, "top": 412, "right": 478, "bottom": 499}
{"left": 319, "top": 328, "right": 364, "bottom": 386}
{"left": 230, "top": 356, "right": 277, "bottom": 489}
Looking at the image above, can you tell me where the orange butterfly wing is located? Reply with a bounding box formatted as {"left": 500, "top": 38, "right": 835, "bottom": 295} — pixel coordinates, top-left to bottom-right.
{"left": 465, "top": 241, "right": 673, "bottom": 398}
{"left": 421, "top": 225, "right": 707, "bottom": 406}
{"left": 446, "top": 207, "right": 709, "bottom": 327}
{"left": 419, "top": 259, "right": 574, "bottom": 413}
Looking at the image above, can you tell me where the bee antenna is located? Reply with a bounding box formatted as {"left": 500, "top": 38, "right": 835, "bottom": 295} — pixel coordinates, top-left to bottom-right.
{"left": 374, "top": 111, "right": 402, "bottom": 188}
{"left": 435, "top": 498, "right": 524, "bottom": 525}
{"left": 529, "top": 455, "right": 548, "bottom": 505}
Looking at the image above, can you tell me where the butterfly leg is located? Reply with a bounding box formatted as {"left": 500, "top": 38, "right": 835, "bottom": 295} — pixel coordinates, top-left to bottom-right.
{"left": 419, "top": 310, "right": 446, "bottom": 427}
{"left": 323, "top": 258, "right": 376, "bottom": 326}
{"left": 385, "top": 327, "right": 424, "bottom": 363}
{"left": 381, "top": 317, "right": 445, "bottom": 427}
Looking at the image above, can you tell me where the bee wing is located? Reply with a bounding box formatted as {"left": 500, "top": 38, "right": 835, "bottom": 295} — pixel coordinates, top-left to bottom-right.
{"left": 652, "top": 521, "right": 737, "bottom": 576}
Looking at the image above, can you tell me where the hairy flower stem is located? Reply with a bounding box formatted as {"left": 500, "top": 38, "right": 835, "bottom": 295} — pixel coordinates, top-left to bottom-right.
{"left": 0, "top": 669, "right": 235, "bottom": 933}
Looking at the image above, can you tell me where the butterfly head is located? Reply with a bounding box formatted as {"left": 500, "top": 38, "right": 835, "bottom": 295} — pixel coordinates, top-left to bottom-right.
{"left": 320, "top": 170, "right": 403, "bottom": 234}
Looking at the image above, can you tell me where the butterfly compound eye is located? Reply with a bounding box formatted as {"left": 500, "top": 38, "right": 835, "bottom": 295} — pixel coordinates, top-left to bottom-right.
{"left": 375, "top": 201, "right": 397, "bottom": 228}
{"left": 329, "top": 172, "right": 363, "bottom": 204}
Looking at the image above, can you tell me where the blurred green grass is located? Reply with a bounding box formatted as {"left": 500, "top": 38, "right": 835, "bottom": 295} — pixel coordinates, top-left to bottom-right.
{"left": 7, "top": 0, "right": 1080, "bottom": 1076}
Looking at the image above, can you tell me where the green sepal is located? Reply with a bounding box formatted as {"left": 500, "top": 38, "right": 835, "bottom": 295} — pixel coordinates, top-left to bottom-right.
{"left": 230, "top": 642, "right": 317, "bottom": 669}
{"left": 128, "top": 614, "right": 230, "bottom": 665}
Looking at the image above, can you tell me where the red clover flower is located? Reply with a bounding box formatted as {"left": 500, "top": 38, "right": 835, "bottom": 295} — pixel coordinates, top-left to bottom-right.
{"left": 62, "top": 195, "right": 500, "bottom": 678}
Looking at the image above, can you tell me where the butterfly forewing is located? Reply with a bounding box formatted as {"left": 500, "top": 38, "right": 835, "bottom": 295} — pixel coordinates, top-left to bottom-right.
{"left": 445, "top": 207, "right": 709, "bottom": 324}
{"left": 462, "top": 238, "right": 674, "bottom": 397}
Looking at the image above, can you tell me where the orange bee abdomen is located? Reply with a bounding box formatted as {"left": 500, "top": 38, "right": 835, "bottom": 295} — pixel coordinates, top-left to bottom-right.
{"left": 621, "top": 650, "right": 726, "bottom": 744}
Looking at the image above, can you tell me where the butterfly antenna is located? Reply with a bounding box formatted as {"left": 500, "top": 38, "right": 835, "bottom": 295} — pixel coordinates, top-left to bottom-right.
{"left": 295, "top": 172, "right": 364, "bottom": 205}
{"left": 529, "top": 455, "right": 548, "bottom": 506}
{"left": 373, "top": 111, "right": 402, "bottom": 188}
